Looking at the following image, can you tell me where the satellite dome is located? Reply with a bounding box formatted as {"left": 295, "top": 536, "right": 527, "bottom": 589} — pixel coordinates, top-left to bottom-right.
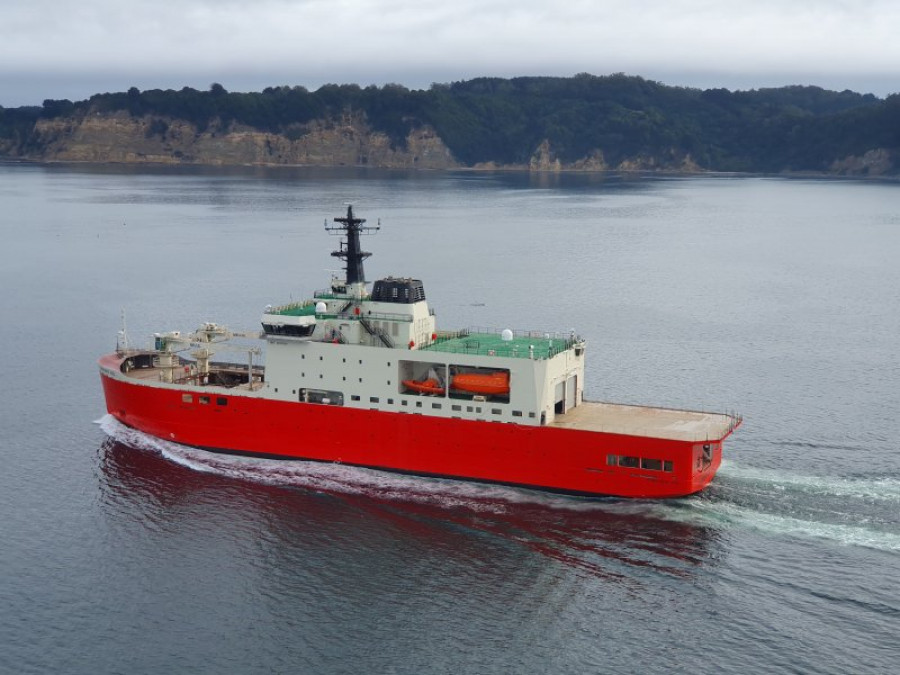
{"left": 315, "top": 301, "right": 327, "bottom": 314}
{"left": 501, "top": 328, "right": 513, "bottom": 341}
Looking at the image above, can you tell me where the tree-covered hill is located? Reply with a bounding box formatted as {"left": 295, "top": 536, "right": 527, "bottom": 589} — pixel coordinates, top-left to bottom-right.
{"left": 1, "top": 74, "right": 896, "bottom": 174}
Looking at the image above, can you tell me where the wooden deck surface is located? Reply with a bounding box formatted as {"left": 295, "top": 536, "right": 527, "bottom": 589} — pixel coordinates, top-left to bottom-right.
{"left": 551, "top": 401, "right": 738, "bottom": 442}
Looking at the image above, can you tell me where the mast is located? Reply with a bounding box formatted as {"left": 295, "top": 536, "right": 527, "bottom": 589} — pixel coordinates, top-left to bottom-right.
{"left": 325, "top": 205, "right": 379, "bottom": 290}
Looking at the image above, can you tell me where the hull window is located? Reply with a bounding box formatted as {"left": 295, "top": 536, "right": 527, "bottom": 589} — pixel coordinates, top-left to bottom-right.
{"left": 607, "top": 455, "right": 675, "bottom": 472}
{"left": 300, "top": 389, "right": 344, "bottom": 405}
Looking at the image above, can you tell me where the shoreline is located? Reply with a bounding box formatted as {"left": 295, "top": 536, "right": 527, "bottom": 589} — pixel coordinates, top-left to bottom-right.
{"left": 2, "top": 156, "right": 897, "bottom": 182}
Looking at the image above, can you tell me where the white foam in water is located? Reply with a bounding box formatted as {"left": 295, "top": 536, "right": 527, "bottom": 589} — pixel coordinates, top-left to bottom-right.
{"left": 96, "top": 416, "right": 900, "bottom": 550}
{"left": 674, "top": 498, "right": 900, "bottom": 552}
{"left": 96, "top": 415, "right": 608, "bottom": 514}
{"left": 717, "top": 459, "right": 900, "bottom": 502}
{"left": 648, "top": 459, "right": 900, "bottom": 552}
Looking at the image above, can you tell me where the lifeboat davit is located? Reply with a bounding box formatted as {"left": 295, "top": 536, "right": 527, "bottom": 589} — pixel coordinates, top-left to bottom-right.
{"left": 402, "top": 378, "right": 446, "bottom": 395}
{"left": 450, "top": 372, "right": 510, "bottom": 396}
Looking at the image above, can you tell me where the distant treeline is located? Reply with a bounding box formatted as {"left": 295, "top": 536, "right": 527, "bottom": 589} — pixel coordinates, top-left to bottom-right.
{"left": 2, "top": 74, "right": 898, "bottom": 172}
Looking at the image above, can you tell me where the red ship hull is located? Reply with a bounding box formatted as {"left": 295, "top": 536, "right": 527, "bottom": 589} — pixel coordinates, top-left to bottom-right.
{"left": 100, "top": 354, "right": 730, "bottom": 498}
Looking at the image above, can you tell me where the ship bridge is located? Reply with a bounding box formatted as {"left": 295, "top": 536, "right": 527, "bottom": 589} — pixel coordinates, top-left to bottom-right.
{"left": 261, "top": 206, "right": 436, "bottom": 348}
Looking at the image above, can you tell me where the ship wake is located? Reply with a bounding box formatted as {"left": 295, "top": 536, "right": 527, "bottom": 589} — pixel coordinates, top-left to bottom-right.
{"left": 664, "top": 460, "right": 900, "bottom": 552}
{"left": 96, "top": 416, "right": 900, "bottom": 552}
{"left": 96, "top": 414, "right": 609, "bottom": 514}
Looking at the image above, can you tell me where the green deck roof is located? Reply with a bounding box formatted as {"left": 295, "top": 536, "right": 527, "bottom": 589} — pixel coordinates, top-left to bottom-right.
{"left": 422, "top": 332, "right": 574, "bottom": 360}
{"left": 267, "top": 301, "right": 317, "bottom": 317}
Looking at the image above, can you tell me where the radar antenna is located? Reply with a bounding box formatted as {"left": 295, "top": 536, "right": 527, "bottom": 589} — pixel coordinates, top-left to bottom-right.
{"left": 324, "top": 205, "right": 379, "bottom": 286}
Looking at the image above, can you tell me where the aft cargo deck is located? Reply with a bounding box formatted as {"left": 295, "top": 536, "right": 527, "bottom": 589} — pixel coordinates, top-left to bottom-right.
{"left": 552, "top": 401, "right": 740, "bottom": 442}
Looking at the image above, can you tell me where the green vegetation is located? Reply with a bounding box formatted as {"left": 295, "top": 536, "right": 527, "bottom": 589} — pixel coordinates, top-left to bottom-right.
{"left": 3, "top": 75, "right": 898, "bottom": 173}
{"left": 0, "top": 105, "right": 41, "bottom": 148}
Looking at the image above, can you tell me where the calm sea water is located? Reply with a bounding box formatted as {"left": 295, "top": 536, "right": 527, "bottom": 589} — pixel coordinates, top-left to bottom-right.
{"left": 1, "top": 162, "right": 898, "bottom": 674}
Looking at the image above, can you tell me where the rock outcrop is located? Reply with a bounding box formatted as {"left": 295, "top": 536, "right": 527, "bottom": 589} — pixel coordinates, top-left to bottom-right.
{"left": 830, "top": 148, "right": 895, "bottom": 176}
{"left": 16, "top": 110, "right": 709, "bottom": 173}
{"left": 527, "top": 139, "right": 700, "bottom": 173}
{"left": 25, "top": 110, "right": 460, "bottom": 169}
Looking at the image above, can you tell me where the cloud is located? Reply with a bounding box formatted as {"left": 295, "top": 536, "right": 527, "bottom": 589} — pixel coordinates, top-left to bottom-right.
{"left": 2, "top": 1, "right": 898, "bottom": 105}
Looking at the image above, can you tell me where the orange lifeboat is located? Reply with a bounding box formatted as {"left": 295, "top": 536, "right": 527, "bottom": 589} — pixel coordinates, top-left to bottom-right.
{"left": 402, "top": 378, "right": 446, "bottom": 395}
{"left": 450, "top": 372, "right": 510, "bottom": 396}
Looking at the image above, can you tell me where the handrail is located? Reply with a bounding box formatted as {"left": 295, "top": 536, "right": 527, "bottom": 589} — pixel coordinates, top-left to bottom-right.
{"left": 425, "top": 329, "right": 580, "bottom": 360}
{"left": 359, "top": 317, "right": 395, "bottom": 348}
{"left": 331, "top": 310, "right": 413, "bottom": 323}
{"left": 466, "top": 326, "right": 582, "bottom": 342}
{"left": 265, "top": 299, "right": 414, "bottom": 324}
{"left": 265, "top": 300, "right": 316, "bottom": 316}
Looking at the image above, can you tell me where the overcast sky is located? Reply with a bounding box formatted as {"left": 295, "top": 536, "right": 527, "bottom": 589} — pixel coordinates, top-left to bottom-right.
{"left": 1, "top": 0, "right": 897, "bottom": 107}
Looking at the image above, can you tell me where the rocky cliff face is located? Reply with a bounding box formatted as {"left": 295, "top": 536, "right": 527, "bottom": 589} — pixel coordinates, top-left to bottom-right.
{"left": 526, "top": 138, "right": 701, "bottom": 173}
{"left": 7, "top": 108, "right": 897, "bottom": 176}
{"left": 829, "top": 148, "right": 896, "bottom": 176}
{"left": 15, "top": 110, "right": 712, "bottom": 172}
{"left": 25, "top": 111, "right": 460, "bottom": 169}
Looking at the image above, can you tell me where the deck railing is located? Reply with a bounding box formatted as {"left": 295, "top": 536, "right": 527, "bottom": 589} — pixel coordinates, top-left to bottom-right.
{"left": 265, "top": 299, "right": 414, "bottom": 324}
{"left": 265, "top": 300, "right": 317, "bottom": 316}
{"left": 425, "top": 327, "right": 582, "bottom": 360}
